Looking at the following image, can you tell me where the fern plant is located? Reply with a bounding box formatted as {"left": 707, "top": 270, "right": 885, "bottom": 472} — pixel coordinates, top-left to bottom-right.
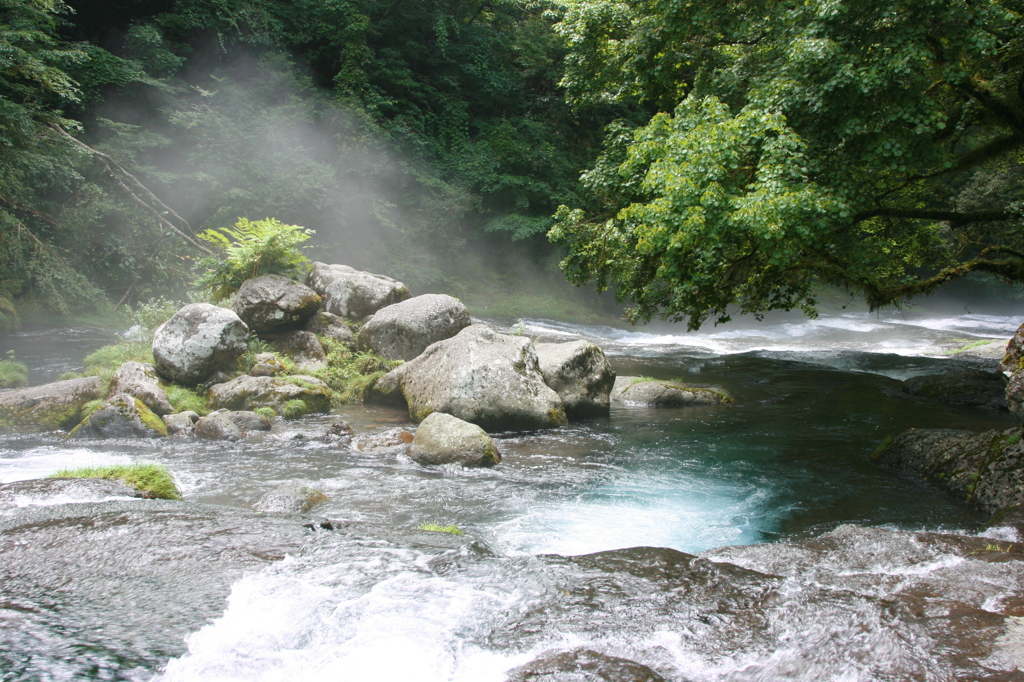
{"left": 194, "top": 217, "right": 314, "bottom": 302}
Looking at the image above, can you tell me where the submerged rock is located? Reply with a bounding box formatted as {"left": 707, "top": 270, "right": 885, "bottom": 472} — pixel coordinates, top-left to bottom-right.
{"left": 353, "top": 428, "right": 414, "bottom": 454}
{"left": 372, "top": 324, "right": 567, "bottom": 430}
{"left": 874, "top": 427, "right": 1024, "bottom": 515}
{"left": 231, "top": 274, "right": 320, "bottom": 333}
{"left": 611, "top": 376, "right": 732, "bottom": 407}
{"left": 902, "top": 369, "right": 1006, "bottom": 410}
{"left": 152, "top": 303, "right": 249, "bottom": 385}
{"left": 407, "top": 412, "right": 500, "bottom": 467}
{"left": 108, "top": 361, "right": 174, "bottom": 416}
{"left": 357, "top": 293, "right": 471, "bottom": 361}
{"left": 272, "top": 330, "right": 326, "bottom": 372}
{"left": 206, "top": 374, "right": 332, "bottom": 414}
{"left": 305, "top": 262, "right": 411, "bottom": 320}
{"left": 0, "top": 376, "right": 104, "bottom": 432}
{"left": 535, "top": 340, "right": 616, "bottom": 418}
{"left": 0, "top": 478, "right": 149, "bottom": 509}
{"left": 505, "top": 648, "right": 668, "bottom": 682}
{"left": 68, "top": 394, "right": 168, "bottom": 439}
{"left": 252, "top": 485, "right": 329, "bottom": 513}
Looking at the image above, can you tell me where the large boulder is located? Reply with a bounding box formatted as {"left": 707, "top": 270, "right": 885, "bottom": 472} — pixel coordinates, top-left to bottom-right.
{"left": 0, "top": 376, "right": 104, "bottom": 432}
{"left": 611, "top": 376, "right": 732, "bottom": 407}
{"left": 371, "top": 324, "right": 567, "bottom": 430}
{"left": 108, "top": 361, "right": 174, "bottom": 416}
{"left": 305, "top": 262, "right": 410, "bottom": 320}
{"left": 407, "top": 412, "right": 501, "bottom": 467}
{"left": 357, "top": 293, "right": 471, "bottom": 361}
{"left": 205, "top": 375, "right": 332, "bottom": 414}
{"left": 67, "top": 394, "right": 168, "bottom": 439}
{"left": 152, "top": 303, "right": 249, "bottom": 385}
{"left": 304, "top": 311, "right": 355, "bottom": 347}
{"left": 535, "top": 340, "right": 615, "bottom": 418}
{"left": 902, "top": 369, "right": 1007, "bottom": 410}
{"left": 272, "top": 330, "right": 326, "bottom": 372}
{"left": 231, "top": 274, "right": 321, "bottom": 333}
{"left": 874, "top": 427, "right": 1024, "bottom": 515}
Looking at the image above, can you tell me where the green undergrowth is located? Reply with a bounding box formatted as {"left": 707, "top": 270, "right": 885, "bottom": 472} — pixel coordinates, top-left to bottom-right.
{"left": 254, "top": 406, "right": 277, "bottom": 419}
{"left": 309, "top": 338, "right": 402, "bottom": 405}
{"left": 49, "top": 463, "right": 182, "bottom": 500}
{"left": 0, "top": 351, "right": 28, "bottom": 388}
{"left": 74, "top": 339, "right": 154, "bottom": 384}
{"left": 165, "top": 385, "right": 208, "bottom": 415}
{"left": 282, "top": 398, "right": 310, "bottom": 418}
{"left": 417, "top": 523, "right": 464, "bottom": 535}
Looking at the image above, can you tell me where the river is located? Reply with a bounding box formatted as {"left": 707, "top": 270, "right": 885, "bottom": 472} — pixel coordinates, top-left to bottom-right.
{"left": 2, "top": 308, "right": 1023, "bottom": 681}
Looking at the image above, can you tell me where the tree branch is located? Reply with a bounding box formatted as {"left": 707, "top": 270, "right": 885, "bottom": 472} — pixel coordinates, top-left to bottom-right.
{"left": 852, "top": 207, "right": 1014, "bottom": 224}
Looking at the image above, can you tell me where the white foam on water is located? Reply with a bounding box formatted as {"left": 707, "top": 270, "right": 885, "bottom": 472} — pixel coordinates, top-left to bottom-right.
{"left": 0, "top": 446, "right": 133, "bottom": 484}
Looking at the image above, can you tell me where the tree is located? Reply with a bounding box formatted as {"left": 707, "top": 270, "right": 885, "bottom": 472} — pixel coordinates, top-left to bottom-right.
{"left": 549, "top": 0, "right": 1024, "bottom": 328}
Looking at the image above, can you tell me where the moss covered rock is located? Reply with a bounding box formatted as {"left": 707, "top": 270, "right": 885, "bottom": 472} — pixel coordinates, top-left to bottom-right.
{"left": 407, "top": 412, "right": 500, "bottom": 467}
{"left": 206, "top": 375, "right": 331, "bottom": 414}
{"left": 67, "top": 394, "right": 168, "bottom": 439}
{"left": 611, "top": 376, "right": 732, "bottom": 407}
{"left": 535, "top": 340, "right": 616, "bottom": 418}
{"left": 108, "top": 361, "right": 174, "bottom": 416}
{"left": 0, "top": 376, "right": 105, "bottom": 432}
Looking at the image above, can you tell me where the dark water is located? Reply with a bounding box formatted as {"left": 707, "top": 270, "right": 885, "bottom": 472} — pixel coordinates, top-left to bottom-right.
{"left": 1, "top": 313, "right": 1023, "bottom": 680}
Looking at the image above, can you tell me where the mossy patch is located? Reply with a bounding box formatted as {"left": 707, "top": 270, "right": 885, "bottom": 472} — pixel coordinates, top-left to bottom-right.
{"left": 0, "top": 351, "right": 28, "bottom": 388}
{"left": 943, "top": 338, "right": 1003, "bottom": 355}
{"left": 49, "top": 462, "right": 182, "bottom": 500}
{"left": 165, "top": 384, "right": 208, "bottom": 415}
{"left": 282, "top": 399, "right": 309, "bottom": 418}
{"left": 416, "top": 523, "right": 464, "bottom": 535}
{"left": 307, "top": 338, "right": 402, "bottom": 405}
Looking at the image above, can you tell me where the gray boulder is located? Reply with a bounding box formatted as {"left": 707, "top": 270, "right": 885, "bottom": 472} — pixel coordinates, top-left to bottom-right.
{"left": 194, "top": 410, "right": 272, "bottom": 441}
{"left": 272, "top": 330, "right": 326, "bottom": 372}
{"left": 611, "top": 376, "right": 732, "bottom": 406}
{"left": 874, "top": 428, "right": 1024, "bottom": 515}
{"left": 535, "top": 340, "right": 615, "bottom": 418}
{"left": 407, "top": 412, "right": 500, "bottom": 467}
{"left": 251, "top": 485, "right": 329, "bottom": 513}
{"left": 902, "top": 369, "right": 1006, "bottom": 410}
{"left": 304, "top": 311, "right": 356, "bottom": 347}
{"left": 305, "top": 262, "right": 410, "bottom": 319}
{"left": 0, "top": 376, "right": 105, "bottom": 432}
{"left": 67, "top": 394, "right": 168, "bottom": 439}
{"left": 372, "top": 324, "right": 567, "bottom": 430}
{"left": 231, "top": 274, "right": 321, "bottom": 333}
{"left": 108, "top": 361, "right": 174, "bottom": 416}
{"left": 152, "top": 303, "right": 249, "bottom": 385}
{"left": 206, "top": 375, "right": 332, "bottom": 414}
{"left": 357, "top": 293, "right": 471, "bottom": 361}
{"left": 249, "top": 352, "right": 288, "bottom": 377}
{"left": 163, "top": 411, "right": 198, "bottom": 437}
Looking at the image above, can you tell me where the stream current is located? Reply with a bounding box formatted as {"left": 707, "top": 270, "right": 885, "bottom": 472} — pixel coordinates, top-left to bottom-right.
{"left": 3, "top": 309, "right": 1024, "bottom": 681}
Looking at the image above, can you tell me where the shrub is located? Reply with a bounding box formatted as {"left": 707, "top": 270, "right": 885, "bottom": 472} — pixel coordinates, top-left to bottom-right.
{"left": 49, "top": 463, "right": 182, "bottom": 500}
{"left": 194, "top": 217, "right": 314, "bottom": 302}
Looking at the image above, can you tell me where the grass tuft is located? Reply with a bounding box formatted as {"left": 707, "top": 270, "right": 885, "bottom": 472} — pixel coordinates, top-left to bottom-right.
{"left": 254, "top": 406, "right": 277, "bottom": 419}
{"left": 49, "top": 462, "right": 182, "bottom": 500}
{"left": 165, "top": 384, "right": 208, "bottom": 415}
{"left": 417, "top": 522, "right": 465, "bottom": 535}
{"left": 281, "top": 399, "right": 309, "bottom": 419}
{"left": 0, "top": 351, "right": 28, "bottom": 388}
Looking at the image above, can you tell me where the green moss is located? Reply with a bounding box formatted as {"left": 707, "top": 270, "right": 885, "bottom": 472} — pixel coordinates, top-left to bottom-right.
{"left": 0, "top": 351, "right": 28, "bottom": 388}
{"left": 629, "top": 376, "right": 657, "bottom": 386}
{"left": 282, "top": 399, "right": 309, "bottom": 419}
{"left": 417, "top": 523, "right": 464, "bottom": 535}
{"left": 943, "top": 338, "right": 1002, "bottom": 355}
{"left": 135, "top": 397, "right": 169, "bottom": 436}
{"left": 871, "top": 434, "right": 895, "bottom": 460}
{"left": 165, "top": 385, "right": 208, "bottom": 415}
{"left": 307, "top": 338, "right": 402, "bottom": 405}
{"left": 49, "top": 462, "right": 182, "bottom": 500}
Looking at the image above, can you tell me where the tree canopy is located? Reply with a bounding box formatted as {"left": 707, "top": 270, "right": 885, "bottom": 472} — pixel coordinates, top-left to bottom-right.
{"left": 550, "top": 0, "right": 1024, "bottom": 328}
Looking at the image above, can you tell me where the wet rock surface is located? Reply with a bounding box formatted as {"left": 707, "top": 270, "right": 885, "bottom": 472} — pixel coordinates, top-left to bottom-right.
{"left": 67, "top": 394, "right": 168, "bottom": 439}
{"left": 535, "top": 340, "right": 615, "bottom": 418}
{"left": 305, "top": 262, "right": 410, "bottom": 319}
{"left": 874, "top": 427, "right": 1024, "bottom": 514}
{"left": 231, "top": 274, "right": 321, "bottom": 333}
{"left": 902, "top": 368, "right": 1007, "bottom": 410}
{"left": 372, "top": 324, "right": 567, "bottom": 429}
{"left": 0, "top": 477, "right": 148, "bottom": 509}
{"left": 407, "top": 411, "right": 500, "bottom": 466}
{"left": 107, "top": 361, "right": 174, "bottom": 416}
{"left": 611, "top": 376, "right": 732, "bottom": 407}
{"left": 0, "top": 376, "right": 104, "bottom": 432}
{"left": 152, "top": 303, "right": 249, "bottom": 385}
{"left": 505, "top": 648, "right": 669, "bottom": 682}
{"left": 252, "top": 484, "right": 329, "bottom": 513}
{"left": 357, "top": 293, "right": 471, "bottom": 361}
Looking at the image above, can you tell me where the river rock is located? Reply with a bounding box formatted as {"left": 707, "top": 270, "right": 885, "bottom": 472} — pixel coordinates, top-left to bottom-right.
{"left": 326, "top": 418, "right": 354, "bottom": 439}
{"left": 272, "top": 330, "right": 326, "bottom": 372}
{"left": 535, "top": 340, "right": 615, "bottom": 418}
{"left": 231, "top": 274, "right": 321, "bottom": 333}
{"left": 152, "top": 303, "right": 249, "bottom": 385}
{"left": 1000, "top": 323, "right": 1024, "bottom": 376}
{"left": 611, "top": 376, "right": 732, "bottom": 406}
{"left": 1008, "top": 371, "right": 1024, "bottom": 423}
{"left": 163, "top": 411, "right": 198, "bottom": 437}
{"left": 874, "top": 427, "right": 1024, "bottom": 514}
{"left": 108, "top": 361, "right": 174, "bottom": 416}
{"left": 206, "top": 375, "right": 332, "bottom": 414}
{"left": 902, "top": 369, "right": 1006, "bottom": 410}
{"left": 251, "top": 485, "right": 329, "bottom": 513}
{"left": 357, "top": 293, "right": 471, "bottom": 361}
{"left": 305, "top": 262, "right": 411, "bottom": 319}
{"left": 304, "top": 311, "right": 356, "bottom": 347}
{"left": 372, "top": 324, "right": 567, "bottom": 429}
{"left": 249, "top": 352, "right": 288, "bottom": 377}
{"left": 407, "top": 412, "right": 500, "bottom": 467}
{"left": 505, "top": 648, "right": 668, "bottom": 682}
{"left": 353, "top": 428, "right": 414, "bottom": 453}
{"left": 0, "top": 376, "right": 104, "bottom": 432}
{"left": 194, "top": 410, "right": 270, "bottom": 441}
{"left": 67, "top": 394, "right": 168, "bottom": 439}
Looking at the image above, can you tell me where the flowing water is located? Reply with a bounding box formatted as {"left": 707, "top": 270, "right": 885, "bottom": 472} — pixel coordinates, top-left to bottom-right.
{"left": 2, "top": 309, "right": 1024, "bottom": 681}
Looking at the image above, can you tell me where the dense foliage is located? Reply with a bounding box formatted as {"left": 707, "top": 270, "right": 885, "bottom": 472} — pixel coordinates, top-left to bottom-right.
{"left": 551, "top": 0, "right": 1024, "bottom": 327}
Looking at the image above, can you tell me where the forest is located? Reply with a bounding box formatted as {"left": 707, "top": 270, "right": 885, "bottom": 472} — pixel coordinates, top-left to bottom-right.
{"left": 0, "top": 0, "right": 1022, "bottom": 332}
